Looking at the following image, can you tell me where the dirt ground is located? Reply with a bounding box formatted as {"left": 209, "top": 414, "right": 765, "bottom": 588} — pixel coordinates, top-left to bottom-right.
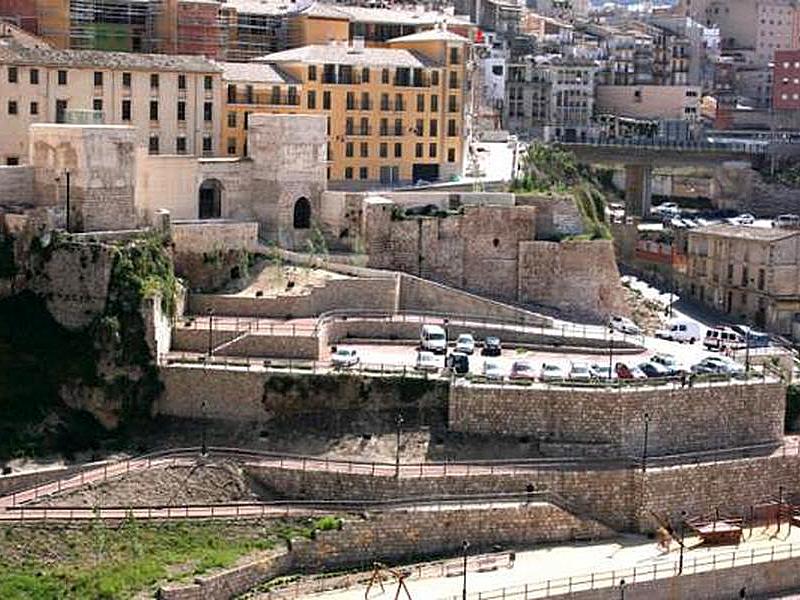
{"left": 29, "top": 460, "right": 266, "bottom": 507}
{"left": 223, "top": 261, "right": 349, "bottom": 298}
{"left": 624, "top": 286, "right": 667, "bottom": 335}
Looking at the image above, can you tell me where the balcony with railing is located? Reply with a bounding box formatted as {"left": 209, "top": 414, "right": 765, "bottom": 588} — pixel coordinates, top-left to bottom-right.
{"left": 227, "top": 90, "right": 300, "bottom": 107}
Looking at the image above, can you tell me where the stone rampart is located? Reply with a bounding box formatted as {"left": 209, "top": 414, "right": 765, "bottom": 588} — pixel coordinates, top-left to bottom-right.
{"left": 157, "top": 366, "right": 449, "bottom": 429}
{"left": 0, "top": 165, "right": 35, "bottom": 205}
{"left": 246, "top": 466, "right": 638, "bottom": 531}
{"left": 293, "top": 503, "right": 613, "bottom": 571}
{"left": 518, "top": 239, "right": 630, "bottom": 321}
{"left": 172, "top": 220, "right": 259, "bottom": 254}
{"left": 398, "top": 274, "right": 549, "bottom": 326}
{"left": 448, "top": 382, "right": 786, "bottom": 458}
{"left": 515, "top": 193, "right": 583, "bottom": 238}
{"left": 171, "top": 328, "right": 321, "bottom": 359}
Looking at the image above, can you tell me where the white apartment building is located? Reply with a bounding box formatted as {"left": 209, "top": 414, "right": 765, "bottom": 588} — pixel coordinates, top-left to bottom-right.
{"left": 0, "top": 25, "right": 222, "bottom": 165}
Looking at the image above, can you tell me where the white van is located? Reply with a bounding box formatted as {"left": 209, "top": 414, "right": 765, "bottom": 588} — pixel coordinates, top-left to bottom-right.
{"left": 655, "top": 320, "right": 702, "bottom": 344}
{"left": 420, "top": 324, "right": 447, "bottom": 354}
{"left": 703, "top": 326, "right": 744, "bottom": 351}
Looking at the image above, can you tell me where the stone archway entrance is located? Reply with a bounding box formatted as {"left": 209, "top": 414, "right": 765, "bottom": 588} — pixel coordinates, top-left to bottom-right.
{"left": 198, "top": 179, "right": 223, "bottom": 219}
{"left": 293, "top": 196, "right": 311, "bottom": 229}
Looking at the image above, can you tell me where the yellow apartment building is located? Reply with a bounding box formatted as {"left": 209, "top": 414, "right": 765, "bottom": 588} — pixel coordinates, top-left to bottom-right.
{"left": 222, "top": 28, "right": 471, "bottom": 186}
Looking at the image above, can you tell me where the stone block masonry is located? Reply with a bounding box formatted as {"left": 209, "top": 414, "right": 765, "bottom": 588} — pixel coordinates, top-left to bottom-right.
{"left": 292, "top": 503, "right": 614, "bottom": 572}
{"left": 157, "top": 366, "right": 449, "bottom": 430}
{"left": 0, "top": 165, "right": 34, "bottom": 205}
{"left": 30, "top": 125, "right": 138, "bottom": 232}
{"left": 448, "top": 382, "right": 786, "bottom": 458}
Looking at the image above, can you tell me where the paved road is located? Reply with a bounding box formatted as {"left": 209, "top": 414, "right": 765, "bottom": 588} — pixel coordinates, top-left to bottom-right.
{"left": 300, "top": 527, "right": 800, "bottom": 600}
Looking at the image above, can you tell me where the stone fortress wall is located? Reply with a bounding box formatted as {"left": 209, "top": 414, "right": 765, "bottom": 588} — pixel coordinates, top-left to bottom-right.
{"left": 449, "top": 381, "right": 786, "bottom": 458}
{"left": 157, "top": 365, "right": 786, "bottom": 461}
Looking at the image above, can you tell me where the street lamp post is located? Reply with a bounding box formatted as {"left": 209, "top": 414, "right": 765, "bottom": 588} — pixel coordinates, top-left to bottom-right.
{"left": 607, "top": 323, "right": 614, "bottom": 381}
{"left": 744, "top": 329, "right": 751, "bottom": 377}
{"left": 678, "top": 510, "right": 687, "bottom": 575}
{"left": 461, "top": 540, "right": 470, "bottom": 600}
{"left": 207, "top": 307, "right": 214, "bottom": 356}
{"left": 395, "top": 413, "right": 404, "bottom": 478}
{"left": 201, "top": 398, "right": 208, "bottom": 456}
{"left": 56, "top": 170, "right": 72, "bottom": 232}
{"left": 619, "top": 578, "right": 626, "bottom": 600}
{"left": 642, "top": 412, "right": 651, "bottom": 473}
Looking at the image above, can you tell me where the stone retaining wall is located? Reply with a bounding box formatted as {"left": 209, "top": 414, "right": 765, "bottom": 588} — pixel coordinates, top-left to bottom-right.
{"left": 554, "top": 555, "right": 800, "bottom": 600}
{"left": 448, "top": 382, "right": 786, "bottom": 458}
{"left": 157, "top": 367, "right": 449, "bottom": 429}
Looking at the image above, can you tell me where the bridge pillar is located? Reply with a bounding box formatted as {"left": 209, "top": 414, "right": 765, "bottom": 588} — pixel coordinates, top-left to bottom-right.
{"left": 624, "top": 165, "right": 653, "bottom": 217}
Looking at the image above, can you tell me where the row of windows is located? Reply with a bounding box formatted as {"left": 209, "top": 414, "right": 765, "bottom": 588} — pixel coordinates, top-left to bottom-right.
{"left": 6, "top": 98, "right": 215, "bottom": 122}
{"left": 307, "top": 65, "right": 461, "bottom": 88}
{"left": 326, "top": 143, "right": 458, "bottom": 162}
{"left": 148, "top": 135, "right": 213, "bottom": 156}
{"left": 339, "top": 155, "right": 458, "bottom": 181}
{"left": 7, "top": 66, "right": 214, "bottom": 91}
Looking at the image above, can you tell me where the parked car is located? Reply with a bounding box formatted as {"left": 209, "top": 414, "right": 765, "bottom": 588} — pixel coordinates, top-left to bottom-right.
{"left": 540, "top": 362, "right": 566, "bottom": 382}
{"left": 610, "top": 315, "right": 641, "bottom": 335}
{"left": 615, "top": 362, "right": 647, "bottom": 380}
{"left": 415, "top": 351, "right": 440, "bottom": 372}
{"left": 738, "top": 213, "right": 755, "bottom": 225}
{"left": 420, "top": 325, "right": 447, "bottom": 354}
{"left": 655, "top": 319, "right": 701, "bottom": 344}
{"left": 455, "top": 333, "right": 476, "bottom": 355}
{"left": 482, "top": 359, "right": 505, "bottom": 381}
{"left": 691, "top": 356, "right": 745, "bottom": 377}
{"left": 730, "top": 325, "right": 771, "bottom": 348}
{"left": 445, "top": 352, "right": 470, "bottom": 375}
{"left": 704, "top": 327, "right": 744, "bottom": 351}
{"left": 650, "top": 353, "right": 685, "bottom": 375}
{"left": 773, "top": 213, "right": 800, "bottom": 229}
{"left": 331, "top": 348, "right": 360, "bottom": 368}
{"left": 590, "top": 364, "right": 616, "bottom": 380}
{"left": 509, "top": 360, "right": 537, "bottom": 381}
{"left": 654, "top": 202, "right": 680, "bottom": 217}
{"left": 481, "top": 336, "right": 502, "bottom": 357}
{"left": 638, "top": 361, "right": 670, "bottom": 378}
{"left": 568, "top": 361, "right": 593, "bottom": 382}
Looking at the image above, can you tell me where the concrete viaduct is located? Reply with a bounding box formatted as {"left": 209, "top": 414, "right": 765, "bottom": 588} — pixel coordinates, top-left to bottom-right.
{"left": 559, "top": 141, "right": 765, "bottom": 216}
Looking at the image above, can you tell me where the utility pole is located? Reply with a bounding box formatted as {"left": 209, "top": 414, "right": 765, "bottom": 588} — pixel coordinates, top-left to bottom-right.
{"left": 461, "top": 540, "right": 470, "bottom": 600}
{"left": 65, "top": 170, "right": 71, "bottom": 233}
{"left": 395, "top": 413, "right": 404, "bottom": 478}
{"left": 642, "top": 413, "right": 651, "bottom": 473}
{"left": 207, "top": 307, "right": 214, "bottom": 356}
{"left": 607, "top": 322, "right": 614, "bottom": 381}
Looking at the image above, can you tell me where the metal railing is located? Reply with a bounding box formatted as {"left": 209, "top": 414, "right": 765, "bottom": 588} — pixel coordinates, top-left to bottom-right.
{"left": 556, "top": 138, "right": 767, "bottom": 155}
{"left": 2, "top": 491, "right": 554, "bottom": 523}
{"left": 435, "top": 540, "right": 800, "bottom": 599}
{"left": 8, "top": 441, "right": 800, "bottom": 513}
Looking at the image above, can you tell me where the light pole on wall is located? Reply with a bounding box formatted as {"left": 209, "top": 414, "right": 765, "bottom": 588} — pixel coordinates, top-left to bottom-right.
{"left": 461, "top": 540, "right": 470, "bottom": 600}
{"left": 207, "top": 307, "right": 215, "bottom": 356}
{"left": 55, "top": 170, "right": 71, "bottom": 232}
{"left": 395, "top": 413, "right": 404, "bottom": 479}
{"left": 642, "top": 412, "right": 651, "bottom": 473}
{"left": 607, "top": 322, "right": 615, "bottom": 381}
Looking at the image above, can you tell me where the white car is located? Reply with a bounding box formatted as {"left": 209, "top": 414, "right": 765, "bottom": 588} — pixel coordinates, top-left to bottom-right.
{"left": 590, "top": 364, "right": 616, "bottom": 380}
{"left": 654, "top": 202, "right": 680, "bottom": 216}
{"left": 651, "top": 353, "right": 685, "bottom": 375}
{"left": 540, "top": 362, "right": 566, "bottom": 382}
{"left": 455, "top": 333, "right": 476, "bottom": 355}
{"left": 331, "top": 348, "right": 359, "bottom": 368}
{"left": 738, "top": 213, "right": 755, "bottom": 225}
{"left": 482, "top": 360, "right": 505, "bottom": 381}
{"left": 610, "top": 315, "right": 641, "bottom": 335}
{"left": 415, "top": 351, "right": 440, "bottom": 372}
{"left": 691, "top": 356, "right": 745, "bottom": 377}
{"left": 568, "top": 361, "right": 592, "bottom": 382}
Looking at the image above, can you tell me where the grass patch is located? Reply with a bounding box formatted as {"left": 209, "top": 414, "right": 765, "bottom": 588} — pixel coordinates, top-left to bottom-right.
{"left": 0, "top": 516, "right": 329, "bottom": 599}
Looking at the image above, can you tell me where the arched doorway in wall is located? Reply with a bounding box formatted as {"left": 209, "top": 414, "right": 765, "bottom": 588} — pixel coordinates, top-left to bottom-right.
{"left": 198, "top": 179, "right": 223, "bottom": 219}
{"left": 293, "top": 196, "right": 311, "bottom": 229}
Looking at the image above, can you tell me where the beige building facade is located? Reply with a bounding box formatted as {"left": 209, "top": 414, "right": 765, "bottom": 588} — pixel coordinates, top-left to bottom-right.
{"left": 222, "top": 28, "right": 471, "bottom": 187}
{"left": 0, "top": 24, "right": 222, "bottom": 165}
{"left": 685, "top": 225, "right": 800, "bottom": 335}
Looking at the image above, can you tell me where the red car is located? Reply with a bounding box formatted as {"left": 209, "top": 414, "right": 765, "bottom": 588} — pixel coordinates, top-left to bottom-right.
{"left": 509, "top": 360, "right": 536, "bottom": 380}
